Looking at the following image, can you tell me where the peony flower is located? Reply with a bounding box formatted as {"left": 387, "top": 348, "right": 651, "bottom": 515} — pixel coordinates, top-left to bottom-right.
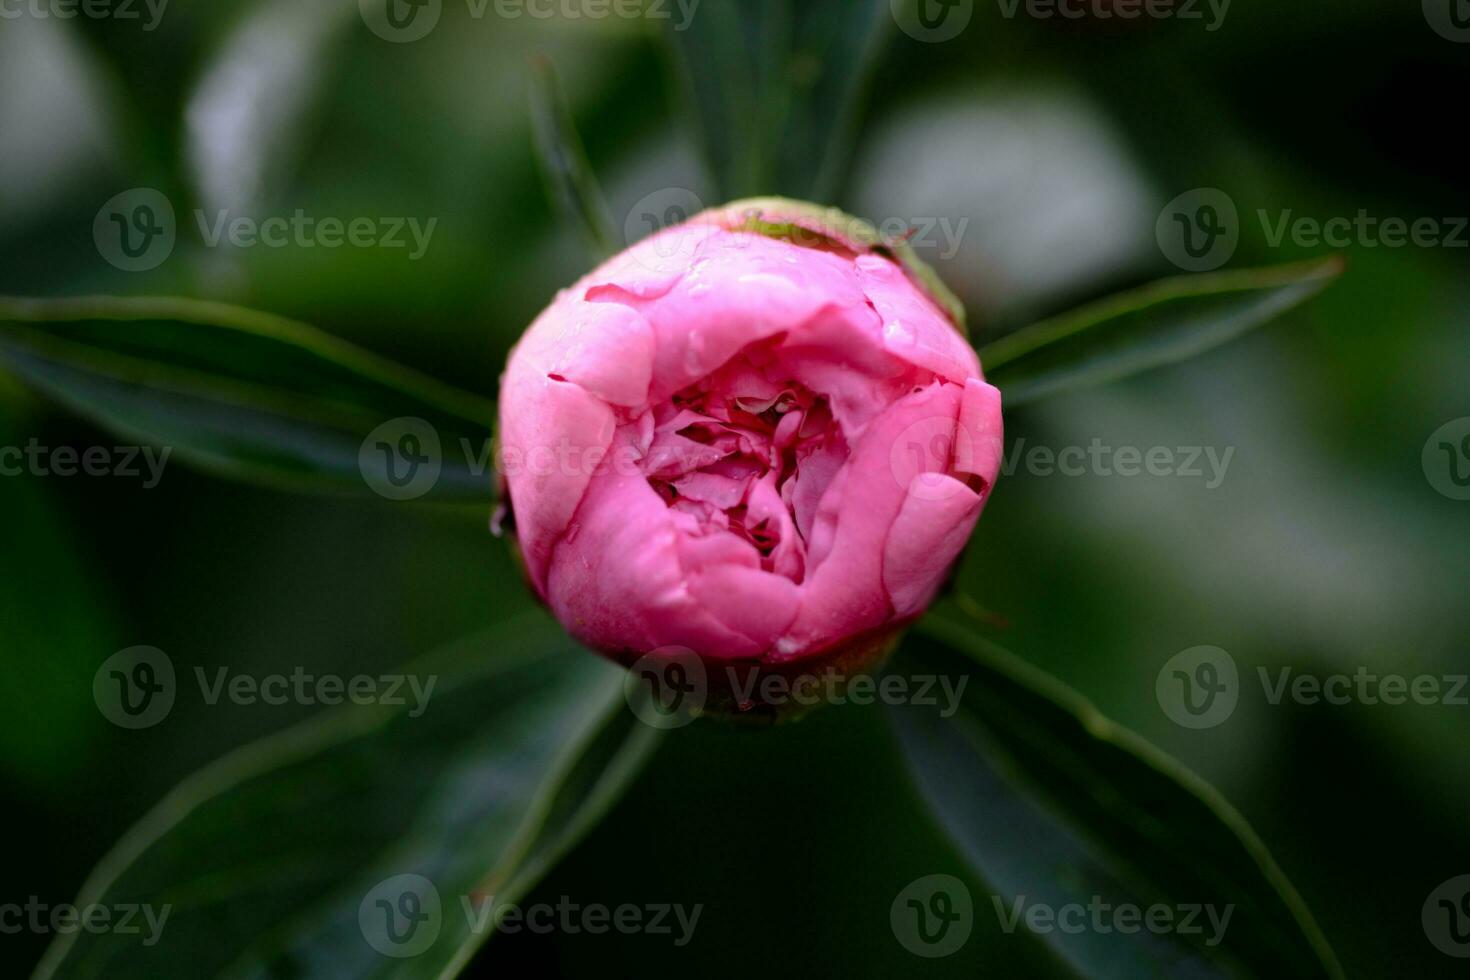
{"left": 497, "top": 198, "right": 1002, "bottom": 716}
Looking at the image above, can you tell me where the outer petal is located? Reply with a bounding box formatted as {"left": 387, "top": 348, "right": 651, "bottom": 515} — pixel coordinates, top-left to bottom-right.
{"left": 855, "top": 252, "right": 981, "bottom": 384}
{"left": 775, "top": 382, "right": 964, "bottom": 659}
{"left": 545, "top": 432, "right": 799, "bottom": 660}
{"left": 956, "top": 378, "right": 1004, "bottom": 489}
{"left": 512, "top": 300, "right": 654, "bottom": 408}
{"left": 882, "top": 475, "right": 983, "bottom": 618}
{"left": 626, "top": 231, "right": 892, "bottom": 400}
{"left": 499, "top": 370, "right": 616, "bottom": 594}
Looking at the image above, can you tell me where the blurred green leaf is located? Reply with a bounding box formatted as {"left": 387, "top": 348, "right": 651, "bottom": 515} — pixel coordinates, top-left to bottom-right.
{"left": 184, "top": 0, "right": 356, "bottom": 219}
{"left": 663, "top": 0, "right": 891, "bottom": 200}
{"left": 529, "top": 56, "right": 618, "bottom": 261}
{"left": 980, "top": 258, "right": 1344, "bottom": 408}
{"left": 35, "top": 613, "right": 660, "bottom": 980}
{"left": 0, "top": 409, "right": 113, "bottom": 800}
{"left": 887, "top": 613, "right": 1342, "bottom": 978}
{"left": 0, "top": 295, "right": 496, "bottom": 498}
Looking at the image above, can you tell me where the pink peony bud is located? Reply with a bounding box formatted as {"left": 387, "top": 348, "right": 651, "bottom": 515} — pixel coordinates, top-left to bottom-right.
{"left": 497, "top": 199, "right": 1002, "bottom": 719}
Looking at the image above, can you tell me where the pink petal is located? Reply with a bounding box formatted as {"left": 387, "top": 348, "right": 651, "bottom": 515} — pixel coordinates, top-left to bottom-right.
{"left": 883, "top": 475, "right": 982, "bottom": 618}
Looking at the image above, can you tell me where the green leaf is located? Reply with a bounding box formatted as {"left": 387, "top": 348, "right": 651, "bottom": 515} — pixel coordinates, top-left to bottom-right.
{"left": 886, "top": 613, "right": 1343, "bottom": 978}
{"left": 528, "top": 57, "right": 618, "bottom": 261}
{"left": 0, "top": 409, "right": 114, "bottom": 800}
{"left": 35, "top": 613, "right": 660, "bottom": 980}
{"left": 662, "top": 0, "right": 891, "bottom": 201}
{"left": 0, "top": 295, "right": 497, "bottom": 498}
{"left": 185, "top": 0, "right": 356, "bottom": 219}
{"left": 980, "top": 258, "right": 1344, "bottom": 408}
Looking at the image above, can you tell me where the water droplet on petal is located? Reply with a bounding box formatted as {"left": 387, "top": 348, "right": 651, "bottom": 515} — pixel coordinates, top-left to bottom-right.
{"left": 884, "top": 321, "right": 914, "bottom": 346}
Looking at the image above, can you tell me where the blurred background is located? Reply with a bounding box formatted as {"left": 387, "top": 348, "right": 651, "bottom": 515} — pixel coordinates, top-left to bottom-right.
{"left": 2, "top": 0, "right": 1468, "bottom": 976}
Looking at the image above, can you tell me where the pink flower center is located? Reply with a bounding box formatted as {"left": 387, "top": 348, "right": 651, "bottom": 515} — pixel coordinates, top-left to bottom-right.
{"left": 636, "top": 350, "right": 851, "bottom": 584}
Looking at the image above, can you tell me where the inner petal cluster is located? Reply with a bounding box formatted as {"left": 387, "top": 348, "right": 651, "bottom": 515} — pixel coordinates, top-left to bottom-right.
{"left": 635, "top": 347, "right": 850, "bottom": 584}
